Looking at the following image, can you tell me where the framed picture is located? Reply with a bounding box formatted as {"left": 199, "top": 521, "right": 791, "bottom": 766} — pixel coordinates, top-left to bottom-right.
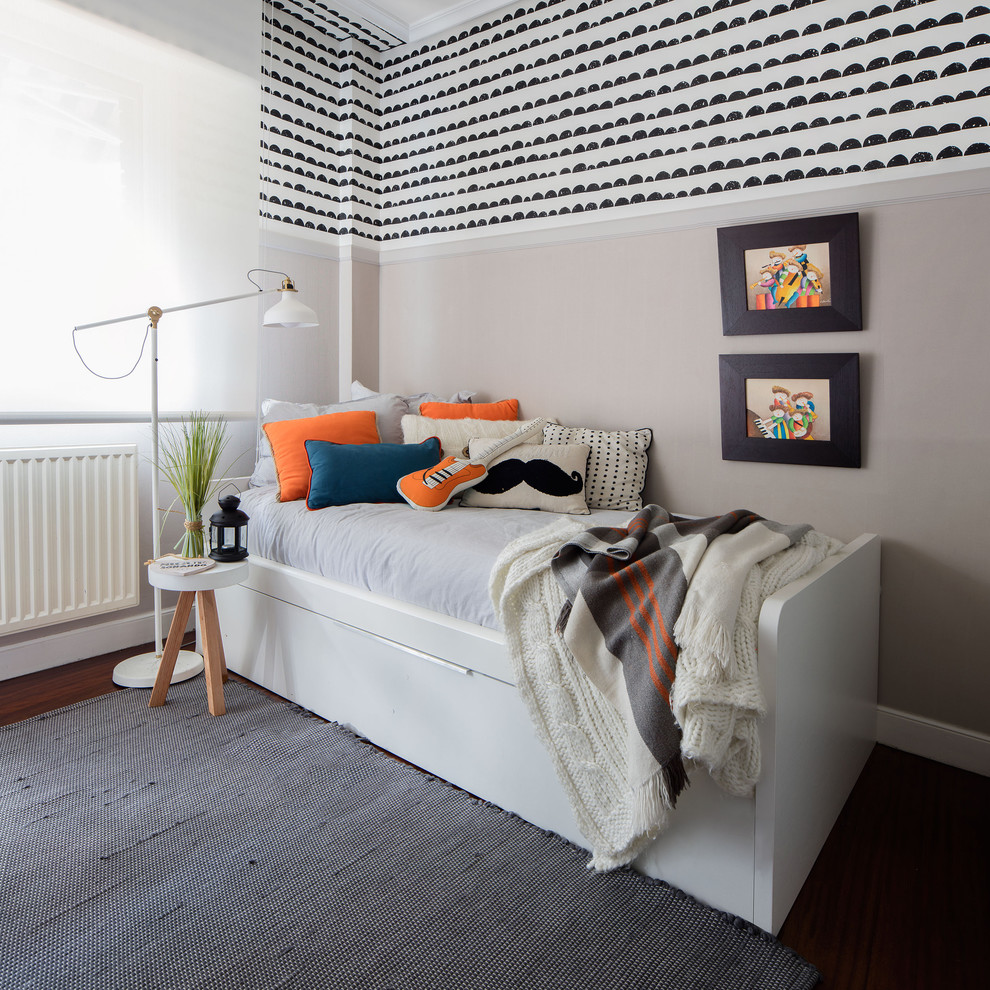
{"left": 718, "top": 353, "right": 861, "bottom": 468}
{"left": 717, "top": 213, "right": 862, "bottom": 335}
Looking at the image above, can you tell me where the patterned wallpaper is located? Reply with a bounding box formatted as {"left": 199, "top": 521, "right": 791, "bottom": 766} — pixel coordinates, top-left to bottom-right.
{"left": 261, "top": 0, "right": 990, "bottom": 241}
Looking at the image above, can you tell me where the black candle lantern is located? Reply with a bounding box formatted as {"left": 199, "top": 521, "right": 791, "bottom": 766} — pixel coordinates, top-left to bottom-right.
{"left": 208, "top": 494, "right": 249, "bottom": 562}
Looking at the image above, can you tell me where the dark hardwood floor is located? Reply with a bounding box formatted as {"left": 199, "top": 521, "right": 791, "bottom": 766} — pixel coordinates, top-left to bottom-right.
{"left": 2, "top": 645, "right": 988, "bottom": 988}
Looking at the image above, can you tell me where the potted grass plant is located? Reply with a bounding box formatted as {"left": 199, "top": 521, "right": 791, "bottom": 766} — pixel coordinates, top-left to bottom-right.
{"left": 157, "top": 411, "right": 230, "bottom": 559}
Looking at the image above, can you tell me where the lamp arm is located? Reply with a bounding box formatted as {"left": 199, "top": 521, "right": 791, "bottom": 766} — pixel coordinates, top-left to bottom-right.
{"left": 73, "top": 288, "right": 275, "bottom": 332}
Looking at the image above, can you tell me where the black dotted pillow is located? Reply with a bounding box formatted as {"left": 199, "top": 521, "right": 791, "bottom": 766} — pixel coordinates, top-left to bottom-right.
{"left": 543, "top": 424, "right": 652, "bottom": 511}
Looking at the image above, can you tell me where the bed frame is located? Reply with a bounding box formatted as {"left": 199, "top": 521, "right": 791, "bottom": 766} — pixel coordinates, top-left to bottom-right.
{"left": 215, "top": 532, "right": 880, "bottom": 934}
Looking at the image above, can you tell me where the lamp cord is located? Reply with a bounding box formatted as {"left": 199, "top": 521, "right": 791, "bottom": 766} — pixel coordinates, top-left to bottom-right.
{"left": 246, "top": 268, "right": 288, "bottom": 292}
{"left": 72, "top": 321, "right": 151, "bottom": 380}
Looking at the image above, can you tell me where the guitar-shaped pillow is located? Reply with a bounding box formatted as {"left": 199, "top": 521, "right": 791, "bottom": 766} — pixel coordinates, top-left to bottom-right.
{"left": 397, "top": 418, "right": 547, "bottom": 511}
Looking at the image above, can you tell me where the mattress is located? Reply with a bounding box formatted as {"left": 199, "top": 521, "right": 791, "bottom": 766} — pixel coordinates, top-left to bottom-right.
{"left": 239, "top": 487, "right": 630, "bottom": 629}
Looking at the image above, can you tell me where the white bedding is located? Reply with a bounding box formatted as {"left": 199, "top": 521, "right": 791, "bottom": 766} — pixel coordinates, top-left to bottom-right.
{"left": 239, "top": 486, "right": 629, "bottom": 629}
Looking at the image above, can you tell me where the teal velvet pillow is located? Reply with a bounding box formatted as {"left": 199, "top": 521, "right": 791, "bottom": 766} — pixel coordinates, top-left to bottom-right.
{"left": 305, "top": 437, "right": 442, "bottom": 509}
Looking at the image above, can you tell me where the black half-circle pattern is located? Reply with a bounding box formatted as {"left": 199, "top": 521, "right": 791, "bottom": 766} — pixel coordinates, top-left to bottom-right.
{"left": 262, "top": 0, "right": 990, "bottom": 241}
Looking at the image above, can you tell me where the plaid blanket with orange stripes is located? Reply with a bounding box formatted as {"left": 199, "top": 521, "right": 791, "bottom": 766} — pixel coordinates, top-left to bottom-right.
{"left": 551, "top": 505, "right": 811, "bottom": 816}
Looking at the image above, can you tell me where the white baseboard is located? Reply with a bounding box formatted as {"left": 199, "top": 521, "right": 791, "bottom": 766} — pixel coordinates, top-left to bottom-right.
{"left": 876, "top": 706, "right": 990, "bottom": 778}
{"left": 0, "top": 607, "right": 197, "bottom": 681}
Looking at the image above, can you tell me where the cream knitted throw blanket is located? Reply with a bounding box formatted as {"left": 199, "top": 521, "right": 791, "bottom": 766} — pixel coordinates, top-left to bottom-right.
{"left": 490, "top": 513, "right": 841, "bottom": 870}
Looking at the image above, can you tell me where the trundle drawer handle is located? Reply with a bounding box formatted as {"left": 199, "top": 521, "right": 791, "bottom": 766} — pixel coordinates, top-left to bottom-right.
{"left": 332, "top": 619, "right": 473, "bottom": 675}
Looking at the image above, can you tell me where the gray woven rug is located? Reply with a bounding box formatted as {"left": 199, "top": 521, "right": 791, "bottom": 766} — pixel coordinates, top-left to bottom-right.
{"left": 0, "top": 679, "right": 820, "bottom": 989}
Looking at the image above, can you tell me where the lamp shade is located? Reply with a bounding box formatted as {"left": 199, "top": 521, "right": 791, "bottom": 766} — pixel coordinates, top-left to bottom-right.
{"left": 263, "top": 285, "right": 318, "bottom": 328}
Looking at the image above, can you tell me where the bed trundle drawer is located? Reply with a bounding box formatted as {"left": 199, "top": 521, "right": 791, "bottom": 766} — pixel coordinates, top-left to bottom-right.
{"left": 216, "top": 579, "right": 581, "bottom": 841}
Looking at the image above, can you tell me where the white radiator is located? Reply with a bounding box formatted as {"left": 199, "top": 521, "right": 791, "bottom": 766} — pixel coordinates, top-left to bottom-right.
{"left": 0, "top": 445, "right": 140, "bottom": 636}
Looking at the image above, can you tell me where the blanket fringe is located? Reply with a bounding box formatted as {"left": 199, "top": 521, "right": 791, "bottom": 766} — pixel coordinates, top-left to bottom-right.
{"left": 591, "top": 780, "right": 671, "bottom": 871}
{"left": 589, "top": 755, "right": 690, "bottom": 871}
{"left": 664, "top": 752, "right": 690, "bottom": 801}
{"left": 674, "top": 602, "right": 737, "bottom": 680}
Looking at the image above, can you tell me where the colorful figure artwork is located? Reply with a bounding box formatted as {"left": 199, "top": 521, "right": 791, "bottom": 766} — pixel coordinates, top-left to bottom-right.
{"left": 790, "top": 391, "right": 818, "bottom": 439}
{"left": 749, "top": 382, "right": 821, "bottom": 441}
{"left": 748, "top": 243, "right": 827, "bottom": 311}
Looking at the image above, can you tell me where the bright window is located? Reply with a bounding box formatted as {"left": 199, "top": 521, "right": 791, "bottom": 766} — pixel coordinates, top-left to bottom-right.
{"left": 0, "top": 0, "right": 261, "bottom": 414}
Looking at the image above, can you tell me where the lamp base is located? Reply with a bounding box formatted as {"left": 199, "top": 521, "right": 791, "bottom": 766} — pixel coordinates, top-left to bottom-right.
{"left": 112, "top": 650, "right": 204, "bottom": 689}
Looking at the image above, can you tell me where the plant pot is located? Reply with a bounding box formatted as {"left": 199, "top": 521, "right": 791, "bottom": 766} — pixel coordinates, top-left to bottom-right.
{"left": 181, "top": 515, "right": 206, "bottom": 559}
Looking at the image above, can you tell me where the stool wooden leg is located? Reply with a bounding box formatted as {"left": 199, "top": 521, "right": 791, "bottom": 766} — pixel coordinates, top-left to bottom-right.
{"left": 198, "top": 590, "right": 226, "bottom": 716}
{"left": 149, "top": 591, "right": 195, "bottom": 708}
{"left": 209, "top": 589, "right": 229, "bottom": 683}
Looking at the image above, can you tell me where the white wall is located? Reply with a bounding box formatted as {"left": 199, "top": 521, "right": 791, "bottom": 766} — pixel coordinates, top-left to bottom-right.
{"left": 57, "top": 0, "right": 261, "bottom": 75}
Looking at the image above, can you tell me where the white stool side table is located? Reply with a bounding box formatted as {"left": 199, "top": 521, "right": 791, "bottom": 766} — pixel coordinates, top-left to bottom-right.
{"left": 147, "top": 560, "right": 248, "bottom": 716}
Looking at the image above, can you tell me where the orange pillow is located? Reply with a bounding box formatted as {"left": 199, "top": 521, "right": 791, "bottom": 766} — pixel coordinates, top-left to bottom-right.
{"left": 263, "top": 410, "right": 379, "bottom": 502}
{"left": 418, "top": 399, "right": 518, "bottom": 421}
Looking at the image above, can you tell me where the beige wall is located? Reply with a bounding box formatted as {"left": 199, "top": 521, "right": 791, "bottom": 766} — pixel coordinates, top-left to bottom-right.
{"left": 352, "top": 259, "right": 381, "bottom": 391}
{"left": 378, "top": 192, "right": 990, "bottom": 739}
{"left": 257, "top": 246, "right": 339, "bottom": 404}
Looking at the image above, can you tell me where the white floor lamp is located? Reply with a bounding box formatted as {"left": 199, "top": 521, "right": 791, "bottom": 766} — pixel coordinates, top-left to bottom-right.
{"left": 73, "top": 270, "right": 318, "bottom": 688}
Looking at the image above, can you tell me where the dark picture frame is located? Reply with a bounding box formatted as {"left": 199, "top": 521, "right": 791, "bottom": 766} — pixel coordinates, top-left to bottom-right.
{"left": 717, "top": 213, "right": 862, "bottom": 335}
{"left": 719, "top": 352, "right": 861, "bottom": 468}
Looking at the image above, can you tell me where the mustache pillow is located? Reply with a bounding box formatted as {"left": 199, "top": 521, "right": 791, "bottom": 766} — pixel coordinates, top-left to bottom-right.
{"left": 473, "top": 457, "right": 585, "bottom": 497}
{"left": 460, "top": 441, "right": 591, "bottom": 514}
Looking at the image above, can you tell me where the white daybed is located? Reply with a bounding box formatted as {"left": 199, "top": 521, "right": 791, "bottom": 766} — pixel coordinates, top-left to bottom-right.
{"left": 214, "top": 492, "right": 880, "bottom": 935}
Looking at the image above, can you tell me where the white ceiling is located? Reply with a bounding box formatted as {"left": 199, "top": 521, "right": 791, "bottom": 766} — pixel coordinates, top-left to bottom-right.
{"left": 339, "top": 0, "right": 512, "bottom": 42}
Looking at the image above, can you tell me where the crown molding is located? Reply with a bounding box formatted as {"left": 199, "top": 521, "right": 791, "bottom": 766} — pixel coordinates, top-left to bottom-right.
{"left": 259, "top": 223, "right": 382, "bottom": 264}
{"left": 406, "top": 0, "right": 518, "bottom": 43}
{"left": 333, "top": 0, "right": 515, "bottom": 46}
{"left": 316, "top": 0, "right": 410, "bottom": 44}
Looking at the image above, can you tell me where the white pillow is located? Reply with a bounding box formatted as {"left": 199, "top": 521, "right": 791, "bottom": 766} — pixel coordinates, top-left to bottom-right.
{"left": 460, "top": 441, "right": 590, "bottom": 514}
{"left": 542, "top": 424, "right": 652, "bottom": 511}
{"left": 351, "top": 380, "right": 476, "bottom": 414}
{"left": 401, "top": 415, "right": 555, "bottom": 459}
{"left": 250, "top": 393, "right": 405, "bottom": 487}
